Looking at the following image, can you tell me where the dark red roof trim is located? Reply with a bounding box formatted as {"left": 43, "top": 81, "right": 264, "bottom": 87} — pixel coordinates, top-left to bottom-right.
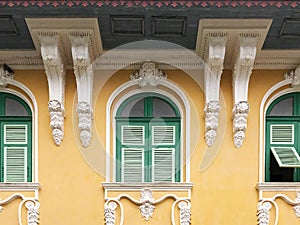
{"left": 0, "top": 1, "right": 299, "bottom": 8}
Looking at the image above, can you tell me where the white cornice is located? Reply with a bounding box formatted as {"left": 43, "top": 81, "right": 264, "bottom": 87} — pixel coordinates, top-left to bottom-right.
{"left": 24, "top": 18, "right": 102, "bottom": 68}
{"left": 102, "top": 182, "right": 194, "bottom": 191}
{"left": 0, "top": 19, "right": 299, "bottom": 70}
{"left": 0, "top": 183, "right": 40, "bottom": 191}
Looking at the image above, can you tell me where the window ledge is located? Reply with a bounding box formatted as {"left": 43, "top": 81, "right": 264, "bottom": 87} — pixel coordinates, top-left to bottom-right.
{"left": 102, "top": 182, "right": 193, "bottom": 191}
{"left": 0, "top": 183, "right": 40, "bottom": 191}
{"left": 257, "top": 182, "right": 300, "bottom": 191}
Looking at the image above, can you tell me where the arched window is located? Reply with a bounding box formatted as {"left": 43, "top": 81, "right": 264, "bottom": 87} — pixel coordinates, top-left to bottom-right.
{"left": 0, "top": 93, "right": 32, "bottom": 182}
{"left": 115, "top": 93, "right": 181, "bottom": 182}
{"left": 265, "top": 92, "right": 300, "bottom": 182}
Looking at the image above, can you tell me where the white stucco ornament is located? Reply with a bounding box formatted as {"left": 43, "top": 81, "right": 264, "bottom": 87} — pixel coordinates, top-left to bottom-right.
{"left": 139, "top": 189, "right": 155, "bottom": 221}
{"left": 257, "top": 201, "right": 271, "bottom": 225}
{"left": 204, "top": 34, "right": 227, "bottom": 146}
{"left": 130, "top": 62, "right": 166, "bottom": 89}
{"left": 38, "top": 33, "right": 66, "bottom": 146}
{"left": 285, "top": 65, "right": 300, "bottom": 87}
{"left": 204, "top": 101, "right": 221, "bottom": 146}
{"left": 0, "top": 66, "right": 14, "bottom": 87}
{"left": 104, "top": 201, "right": 117, "bottom": 225}
{"left": 233, "top": 101, "right": 249, "bottom": 148}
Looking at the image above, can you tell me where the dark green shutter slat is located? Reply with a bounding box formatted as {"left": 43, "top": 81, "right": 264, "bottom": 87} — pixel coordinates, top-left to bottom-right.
{"left": 152, "top": 126, "right": 175, "bottom": 145}
{"left": 121, "top": 126, "right": 144, "bottom": 145}
{"left": 4, "top": 125, "right": 27, "bottom": 144}
{"left": 122, "top": 148, "right": 143, "bottom": 182}
{"left": 271, "top": 147, "right": 300, "bottom": 167}
{"left": 4, "top": 147, "right": 27, "bottom": 182}
{"left": 153, "top": 148, "right": 174, "bottom": 182}
{"left": 270, "top": 124, "right": 294, "bottom": 144}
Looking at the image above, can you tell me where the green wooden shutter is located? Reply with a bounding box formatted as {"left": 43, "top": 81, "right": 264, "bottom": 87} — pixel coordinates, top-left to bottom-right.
{"left": 122, "top": 148, "right": 144, "bottom": 182}
{"left": 4, "top": 124, "right": 27, "bottom": 144}
{"left": 270, "top": 124, "right": 294, "bottom": 144}
{"left": 152, "top": 126, "right": 175, "bottom": 145}
{"left": 152, "top": 148, "right": 174, "bottom": 182}
{"left": 271, "top": 147, "right": 300, "bottom": 167}
{"left": 3, "top": 124, "right": 28, "bottom": 182}
{"left": 122, "top": 125, "right": 144, "bottom": 145}
{"left": 151, "top": 124, "right": 178, "bottom": 182}
{"left": 4, "top": 147, "right": 27, "bottom": 182}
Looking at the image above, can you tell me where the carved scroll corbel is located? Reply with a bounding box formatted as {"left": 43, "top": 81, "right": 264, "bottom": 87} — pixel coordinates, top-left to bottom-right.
{"left": 38, "top": 33, "right": 66, "bottom": 146}
{"left": 69, "top": 34, "right": 93, "bottom": 147}
{"left": 204, "top": 34, "right": 227, "bottom": 146}
{"left": 232, "top": 34, "right": 259, "bottom": 148}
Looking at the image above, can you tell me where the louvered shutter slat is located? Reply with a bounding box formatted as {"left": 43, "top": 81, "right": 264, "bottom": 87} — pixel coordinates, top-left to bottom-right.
{"left": 122, "top": 126, "right": 144, "bottom": 145}
{"left": 270, "top": 124, "right": 294, "bottom": 144}
{"left": 122, "top": 148, "right": 143, "bottom": 182}
{"left": 4, "top": 147, "right": 27, "bottom": 182}
{"left": 152, "top": 126, "right": 175, "bottom": 145}
{"left": 271, "top": 147, "right": 300, "bottom": 167}
{"left": 153, "top": 148, "right": 174, "bottom": 182}
{"left": 4, "top": 125, "right": 27, "bottom": 144}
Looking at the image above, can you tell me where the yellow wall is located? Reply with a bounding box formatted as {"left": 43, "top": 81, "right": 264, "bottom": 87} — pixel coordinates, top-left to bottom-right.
{"left": 0, "top": 68, "right": 297, "bottom": 225}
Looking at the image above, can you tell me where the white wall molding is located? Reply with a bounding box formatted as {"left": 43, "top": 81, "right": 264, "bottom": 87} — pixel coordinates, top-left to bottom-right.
{"left": 102, "top": 185, "right": 192, "bottom": 225}
{"left": 232, "top": 34, "right": 260, "bottom": 148}
{"left": 69, "top": 34, "right": 94, "bottom": 147}
{"left": 257, "top": 193, "right": 300, "bottom": 225}
{"left": 38, "top": 33, "right": 66, "bottom": 146}
{"left": 0, "top": 193, "right": 40, "bottom": 225}
{"left": 204, "top": 34, "right": 227, "bottom": 146}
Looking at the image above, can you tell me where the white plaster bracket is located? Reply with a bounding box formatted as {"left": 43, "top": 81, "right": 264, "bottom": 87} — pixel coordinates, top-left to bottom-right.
{"left": 130, "top": 62, "right": 167, "bottom": 90}
{"left": 204, "top": 34, "right": 227, "bottom": 146}
{"left": 69, "top": 33, "right": 94, "bottom": 147}
{"left": 38, "top": 33, "right": 66, "bottom": 146}
{"left": 232, "top": 34, "right": 260, "bottom": 148}
{"left": 284, "top": 65, "right": 300, "bottom": 88}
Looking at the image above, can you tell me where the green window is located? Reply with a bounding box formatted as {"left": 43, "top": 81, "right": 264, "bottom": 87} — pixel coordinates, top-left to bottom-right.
{"left": 116, "top": 93, "right": 181, "bottom": 182}
{"left": 0, "top": 93, "right": 32, "bottom": 182}
{"left": 265, "top": 92, "right": 300, "bottom": 182}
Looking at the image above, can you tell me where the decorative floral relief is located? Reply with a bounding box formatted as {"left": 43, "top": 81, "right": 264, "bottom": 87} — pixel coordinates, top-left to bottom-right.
{"left": 77, "top": 101, "right": 93, "bottom": 147}
{"left": 103, "top": 187, "right": 192, "bottom": 225}
{"left": 285, "top": 65, "right": 300, "bottom": 87}
{"left": 0, "top": 66, "right": 14, "bottom": 87}
{"left": 178, "top": 201, "right": 191, "bottom": 225}
{"left": 294, "top": 192, "right": 300, "bottom": 218}
{"left": 48, "top": 100, "right": 64, "bottom": 146}
{"left": 130, "top": 62, "right": 166, "bottom": 89}
{"left": 233, "top": 101, "right": 249, "bottom": 148}
{"left": 139, "top": 189, "right": 155, "bottom": 221}
{"left": 25, "top": 200, "right": 40, "bottom": 225}
{"left": 257, "top": 201, "right": 271, "bottom": 225}
{"left": 204, "top": 101, "right": 220, "bottom": 146}
{"left": 104, "top": 202, "right": 117, "bottom": 225}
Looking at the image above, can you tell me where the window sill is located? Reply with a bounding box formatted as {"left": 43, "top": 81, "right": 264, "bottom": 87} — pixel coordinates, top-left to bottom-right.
{"left": 0, "top": 183, "right": 40, "bottom": 191}
{"left": 257, "top": 182, "right": 300, "bottom": 191}
{"left": 102, "top": 182, "right": 193, "bottom": 191}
